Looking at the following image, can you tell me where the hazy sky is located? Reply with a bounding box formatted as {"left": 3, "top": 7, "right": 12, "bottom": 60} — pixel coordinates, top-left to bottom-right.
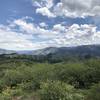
{"left": 0, "top": 0, "right": 100, "bottom": 50}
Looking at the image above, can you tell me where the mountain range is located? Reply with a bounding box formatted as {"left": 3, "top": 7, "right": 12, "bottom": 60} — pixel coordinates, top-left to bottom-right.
{"left": 31, "top": 45, "right": 100, "bottom": 57}
{"left": 0, "top": 49, "right": 15, "bottom": 55}
{"left": 1, "top": 45, "right": 100, "bottom": 58}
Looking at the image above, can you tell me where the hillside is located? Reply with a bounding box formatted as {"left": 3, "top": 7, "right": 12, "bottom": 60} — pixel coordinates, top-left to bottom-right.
{"left": 32, "top": 45, "right": 100, "bottom": 57}
{"left": 1, "top": 45, "right": 100, "bottom": 63}
{"left": 0, "top": 45, "right": 100, "bottom": 100}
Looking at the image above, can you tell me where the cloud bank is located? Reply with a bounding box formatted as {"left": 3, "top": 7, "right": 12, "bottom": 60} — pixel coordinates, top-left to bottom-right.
{"left": 0, "top": 18, "right": 100, "bottom": 50}
{"left": 35, "top": 0, "right": 100, "bottom": 18}
{"left": 0, "top": 0, "right": 100, "bottom": 50}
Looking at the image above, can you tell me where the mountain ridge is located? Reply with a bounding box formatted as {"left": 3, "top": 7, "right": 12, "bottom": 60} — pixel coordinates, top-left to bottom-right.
{"left": 0, "top": 49, "right": 16, "bottom": 55}
{"left": 31, "top": 44, "right": 100, "bottom": 57}
{"left": 1, "top": 44, "right": 100, "bottom": 58}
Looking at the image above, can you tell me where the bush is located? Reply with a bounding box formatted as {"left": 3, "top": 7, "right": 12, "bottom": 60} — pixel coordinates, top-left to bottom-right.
{"left": 2, "top": 87, "right": 23, "bottom": 97}
{"left": 2, "top": 70, "right": 24, "bottom": 87}
{"left": 39, "top": 80, "right": 84, "bottom": 100}
{"left": 0, "top": 87, "right": 24, "bottom": 100}
{"left": 86, "top": 82, "right": 100, "bottom": 100}
{"left": 54, "top": 63, "right": 87, "bottom": 88}
{"left": 19, "top": 81, "right": 40, "bottom": 91}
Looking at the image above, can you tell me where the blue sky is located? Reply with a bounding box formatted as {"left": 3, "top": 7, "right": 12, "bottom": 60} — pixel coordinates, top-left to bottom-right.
{"left": 0, "top": 0, "right": 100, "bottom": 50}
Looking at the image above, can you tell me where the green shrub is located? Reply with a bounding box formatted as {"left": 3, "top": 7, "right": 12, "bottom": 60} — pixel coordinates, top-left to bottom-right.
{"left": 39, "top": 80, "right": 84, "bottom": 100}
{"left": 19, "top": 81, "right": 40, "bottom": 91}
{"left": 2, "top": 70, "right": 24, "bottom": 87}
{"left": 2, "top": 87, "right": 23, "bottom": 97}
{"left": 86, "top": 82, "right": 100, "bottom": 100}
{"left": 54, "top": 63, "right": 87, "bottom": 88}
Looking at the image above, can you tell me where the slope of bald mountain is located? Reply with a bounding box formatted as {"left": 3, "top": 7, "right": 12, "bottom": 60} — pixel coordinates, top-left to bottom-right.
{"left": 32, "top": 47, "right": 58, "bottom": 55}
{"left": 32, "top": 45, "right": 100, "bottom": 58}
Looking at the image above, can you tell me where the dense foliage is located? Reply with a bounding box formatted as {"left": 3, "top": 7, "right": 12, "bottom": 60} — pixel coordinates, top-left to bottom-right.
{"left": 39, "top": 80, "right": 84, "bottom": 100}
{"left": 0, "top": 55, "right": 100, "bottom": 100}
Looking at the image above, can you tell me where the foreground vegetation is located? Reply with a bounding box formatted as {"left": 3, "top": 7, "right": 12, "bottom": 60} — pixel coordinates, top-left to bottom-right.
{"left": 0, "top": 55, "right": 100, "bottom": 100}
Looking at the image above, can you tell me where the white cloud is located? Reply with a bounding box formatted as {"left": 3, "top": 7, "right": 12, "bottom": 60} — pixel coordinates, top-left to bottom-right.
{"left": 33, "top": 1, "right": 42, "bottom": 7}
{"left": 36, "top": 7, "right": 55, "bottom": 18}
{"left": 44, "top": 0, "right": 54, "bottom": 8}
{"left": 39, "top": 22, "right": 47, "bottom": 28}
{"left": 1, "top": 18, "right": 100, "bottom": 50}
{"left": 0, "top": 27, "right": 36, "bottom": 50}
{"left": 54, "top": 0, "right": 100, "bottom": 18}
{"left": 0, "top": 25, "right": 56, "bottom": 50}
{"left": 34, "top": 0, "right": 56, "bottom": 18}
{"left": 33, "top": 0, "right": 53, "bottom": 8}
{"left": 53, "top": 24, "right": 65, "bottom": 32}
{"left": 12, "top": 19, "right": 58, "bottom": 39}
{"left": 34, "top": 0, "right": 100, "bottom": 18}
{"left": 13, "top": 19, "right": 35, "bottom": 34}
